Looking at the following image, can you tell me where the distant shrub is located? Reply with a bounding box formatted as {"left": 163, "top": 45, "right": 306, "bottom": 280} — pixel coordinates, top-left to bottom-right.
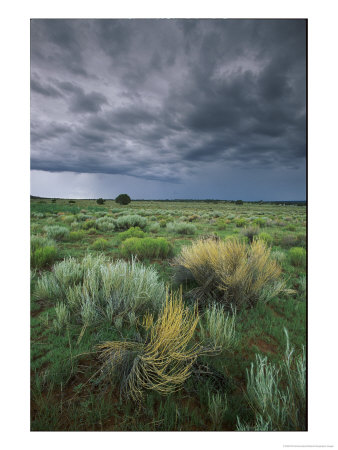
{"left": 234, "top": 218, "right": 246, "bottom": 227}
{"left": 188, "top": 214, "right": 199, "bottom": 222}
{"left": 149, "top": 222, "right": 160, "bottom": 233}
{"left": 240, "top": 226, "right": 259, "bottom": 243}
{"left": 159, "top": 219, "right": 167, "bottom": 228}
{"left": 115, "top": 214, "right": 148, "bottom": 230}
{"left": 253, "top": 218, "right": 266, "bottom": 227}
{"left": 281, "top": 234, "right": 299, "bottom": 248}
{"left": 61, "top": 214, "right": 76, "bottom": 224}
{"left": 95, "top": 217, "right": 116, "bottom": 231}
{"left": 257, "top": 232, "right": 273, "bottom": 246}
{"left": 167, "top": 221, "right": 197, "bottom": 235}
{"left": 69, "top": 231, "right": 85, "bottom": 241}
{"left": 91, "top": 238, "right": 110, "bottom": 250}
{"left": 118, "top": 226, "right": 146, "bottom": 241}
{"left": 296, "top": 233, "right": 306, "bottom": 247}
{"left": 216, "top": 218, "right": 227, "bottom": 230}
{"left": 45, "top": 225, "right": 69, "bottom": 241}
{"left": 289, "top": 247, "right": 306, "bottom": 267}
{"left": 69, "top": 200, "right": 76, "bottom": 204}
{"left": 87, "top": 227, "right": 98, "bottom": 235}
{"left": 115, "top": 194, "right": 131, "bottom": 205}
{"left": 235, "top": 200, "right": 243, "bottom": 205}
{"left": 96, "top": 198, "right": 105, "bottom": 205}
{"left": 286, "top": 224, "right": 296, "bottom": 232}
{"left": 31, "top": 212, "right": 45, "bottom": 219}
{"left": 173, "top": 239, "right": 281, "bottom": 310}
{"left": 121, "top": 237, "right": 173, "bottom": 259}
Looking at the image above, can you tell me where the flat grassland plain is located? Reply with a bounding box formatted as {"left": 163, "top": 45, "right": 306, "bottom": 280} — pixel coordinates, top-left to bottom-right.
{"left": 31, "top": 199, "right": 306, "bottom": 431}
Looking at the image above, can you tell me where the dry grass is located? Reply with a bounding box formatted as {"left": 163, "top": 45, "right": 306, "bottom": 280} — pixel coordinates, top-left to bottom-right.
{"left": 174, "top": 238, "right": 282, "bottom": 309}
{"left": 97, "top": 290, "right": 202, "bottom": 400}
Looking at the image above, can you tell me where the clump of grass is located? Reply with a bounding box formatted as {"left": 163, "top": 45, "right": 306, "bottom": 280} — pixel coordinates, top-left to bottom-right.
{"left": 31, "top": 235, "right": 58, "bottom": 269}
{"left": 31, "top": 246, "right": 58, "bottom": 269}
{"left": 121, "top": 237, "right": 173, "bottom": 259}
{"left": 237, "top": 329, "right": 306, "bottom": 431}
{"left": 199, "top": 304, "right": 236, "bottom": 351}
{"left": 44, "top": 225, "right": 70, "bottom": 241}
{"left": 289, "top": 247, "right": 306, "bottom": 267}
{"left": 34, "top": 255, "right": 165, "bottom": 325}
{"left": 207, "top": 392, "right": 228, "bottom": 430}
{"left": 118, "top": 226, "right": 145, "bottom": 241}
{"left": 53, "top": 303, "right": 70, "bottom": 332}
{"left": 97, "top": 290, "right": 203, "bottom": 400}
{"left": 91, "top": 238, "right": 111, "bottom": 250}
{"left": 167, "top": 222, "right": 197, "bottom": 235}
{"left": 173, "top": 238, "right": 282, "bottom": 310}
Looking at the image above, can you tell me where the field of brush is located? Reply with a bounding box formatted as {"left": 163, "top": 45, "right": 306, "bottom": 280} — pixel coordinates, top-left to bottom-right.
{"left": 31, "top": 199, "right": 306, "bottom": 431}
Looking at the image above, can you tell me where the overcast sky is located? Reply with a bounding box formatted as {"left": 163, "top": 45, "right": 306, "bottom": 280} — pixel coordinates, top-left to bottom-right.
{"left": 30, "top": 19, "right": 306, "bottom": 200}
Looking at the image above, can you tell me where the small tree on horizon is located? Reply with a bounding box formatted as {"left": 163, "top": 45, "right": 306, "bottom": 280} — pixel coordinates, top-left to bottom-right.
{"left": 115, "top": 194, "right": 131, "bottom": 205}
{"left": 97, "top": 198, "right": 105, "bottom": 205}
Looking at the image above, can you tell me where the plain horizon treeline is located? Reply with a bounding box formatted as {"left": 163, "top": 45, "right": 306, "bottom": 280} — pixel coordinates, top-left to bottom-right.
{"left": 30, "top": 195, "right": 306, "bottom": 206}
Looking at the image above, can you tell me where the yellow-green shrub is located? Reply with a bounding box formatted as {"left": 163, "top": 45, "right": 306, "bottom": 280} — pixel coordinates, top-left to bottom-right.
{"left": 174, "top": 238, "right": 282, "bottom": 309}
{"left": 97, "top": 290, "right": 202, "bottom": 400}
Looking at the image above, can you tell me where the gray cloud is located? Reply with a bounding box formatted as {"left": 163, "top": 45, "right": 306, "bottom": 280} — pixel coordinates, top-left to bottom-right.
{"left": 30, "top": 19, "right": 306, "bottom": 197}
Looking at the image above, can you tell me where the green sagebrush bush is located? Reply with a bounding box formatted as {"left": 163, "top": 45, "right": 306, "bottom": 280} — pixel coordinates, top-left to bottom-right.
{"left": 91, "top": 238, "right": 111, "bottom": 250}
{"left": 95, "top": 217, "right": 116, "bottom": 231}
{"left": 82, "top": 219, "right": 97, "bottom": 230}
{"left": 289, "top": 247, "right": 306, "bottom": 267}
{"left": 118, "top": 226, "right": 145, "bottom": 241}
{"left": 121, "top": 237, "right": 173, "bottom": 259}
{"left": 34, "top": 254, "right": 165, "bottom": 327}
{"left": 237, "top": 329, "right": 306, "bottom": 431}
{"left": 31, "top": 235, "right": 58, "bottom": 269}
{"left": 115, "top": 214, "right": 148, "bottom": 230}
{"left": 166, "top": 221, "right": 197, "bottom": 235}
{"left": 149, "top": 222, "right": 160, "bottom": 233}
{"left": 44, "top": 225, "right": 70, "bottom": 241}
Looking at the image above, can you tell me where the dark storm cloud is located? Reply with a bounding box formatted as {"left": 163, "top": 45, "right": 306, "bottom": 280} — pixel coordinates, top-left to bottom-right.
{"left": 31, "top": 19, "right": 306, "bottom": 186}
